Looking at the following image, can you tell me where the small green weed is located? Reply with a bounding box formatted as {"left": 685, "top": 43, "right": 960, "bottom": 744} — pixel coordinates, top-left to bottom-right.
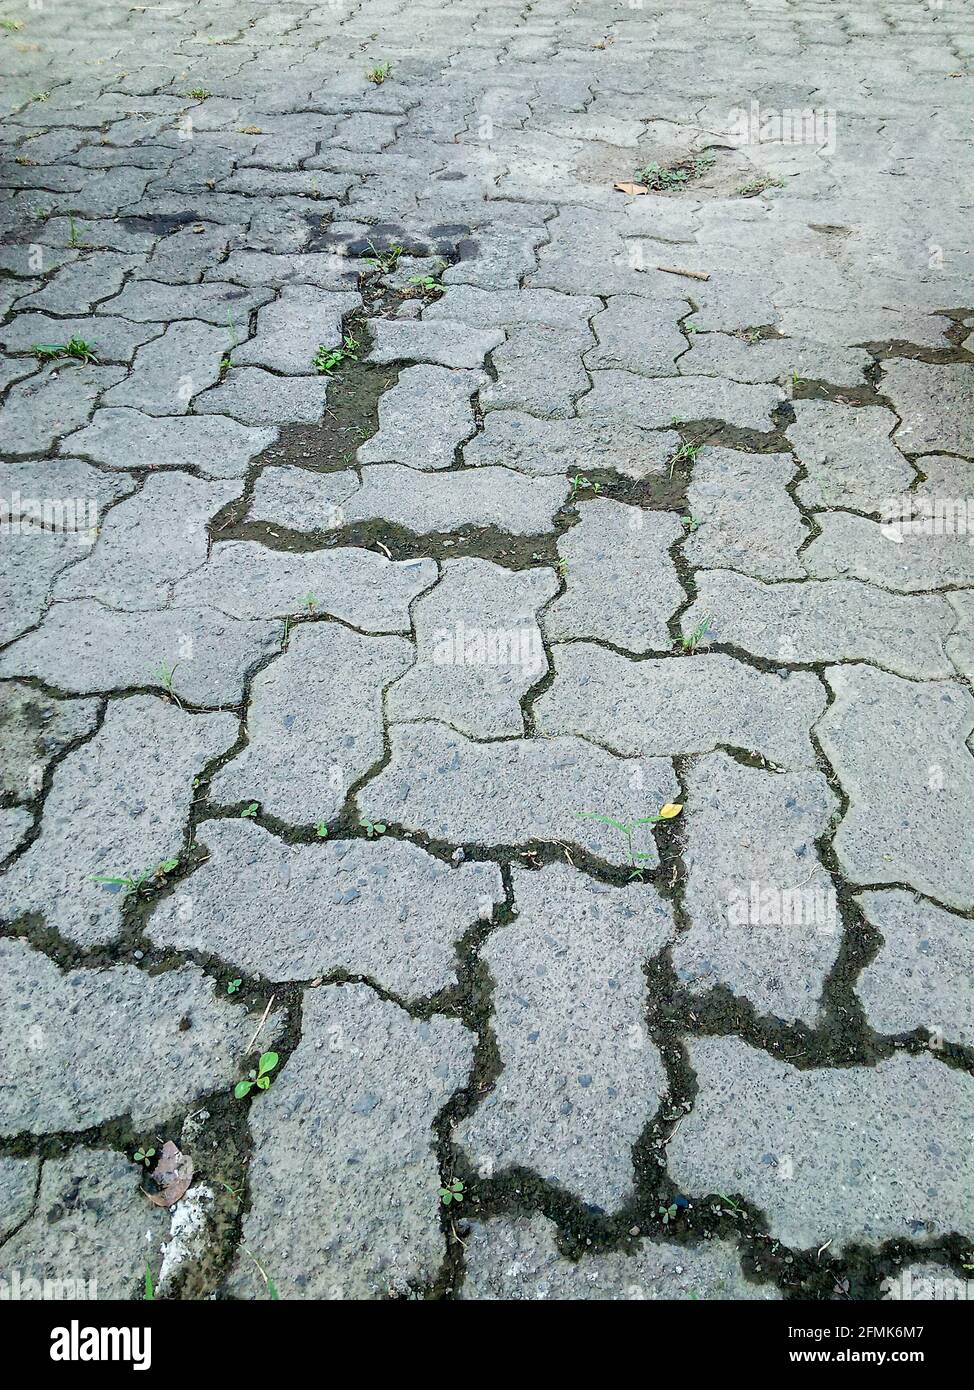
{"left": 234, "top": 1051, "right": 279, "bottom": 1100}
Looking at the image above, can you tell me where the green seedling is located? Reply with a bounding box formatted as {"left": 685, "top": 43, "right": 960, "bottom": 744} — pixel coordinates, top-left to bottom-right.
{"left": 134, "top": 1146, "right": 156, "bottom": 1166}
{"left": 315, "top": 821, "right": 329, "bottom": 839}
{"left": 219, "top": 354, "right": 232, "bottom": 374}
{"left": 221, "top": 1180, "right": 244, "bottom": 1203}
{"left": 570, "top": 473, "right": 601, "bottom": 500}
{"left": 737, "top": 175, "right": 784, "bottom": 198}
{"left": 227, "top": 978, "right": 242, "bottom": 995}
{"left": 32, "top": 92, "right": 50, "bottom": 102}
{"left": 153, "top": 661, "right": 180, "bottom": 702}
{"left": 234, "top": 1051, "right": 279, "bottom": 1100}
{"left": 240, "top": 802, "right": 259, "bottom": 818}
{"left": 790, "top": 371, "right": 806, "bottom": 391}
{"left": 408, "top": 273, "right": 442, "bottom": 293}
{"left": 669, "top": 440, "right": 700, "bottom": 477}
{"left": 144, "top": 1262, "right": 154, "bottom": 1300}
{"left": 362, "top": 240, "right": 403, "bottom": 273}
{"left": 439, "top": 1178, "right": 464, "bottom": 1206}
{"left": 680, "top": 613, "right": 716, "bottom": 653}
{"left": 361, "top": 818, "right": 386, "bottom": 838}
{"left": 32, "top": 336, "right": 99, "bottom": 364}
{"left": 313, "top": 332, "right": 360, "bottom": 374}
{"left": 91, "top": 858, "right": 179, "bottom": 897}
{"left": 0, "top": 17, "right": 24, "bottom": 30}
{"left": 303, "top": 592, "right": 317, "bottom": 612}
{"left": 659, "top": 1202, "right": 679, "bottom": 1225}
{"left": 366, "top": 61, "right": 391, "bottom": 85}
{"left": 67, "top": 217, "right": 86, "bottom": 248}
{"left": 188, "top": 87, "right": 210, "bottom": 99}
{"left": 634, "top": 155, "right": 714, "bottom": 191}
{"left": 576, "top": 804, "right": 682, "bottom": 879}
{"left": 681, "top": 515, "right": 699, "bottom": 532}
{"left": 243, "top": 1248, "right": 280, "bottom": 1299}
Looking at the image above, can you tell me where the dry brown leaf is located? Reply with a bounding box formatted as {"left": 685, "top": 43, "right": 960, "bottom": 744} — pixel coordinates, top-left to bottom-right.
{"left": 239, "top": 125, "right": 263, "bottom": 135}
{"left": 614, "top": 180, "right": 648, "bottom": 196}
{"left": 142, "top": 1140, "right": 194, "bottom": 1207}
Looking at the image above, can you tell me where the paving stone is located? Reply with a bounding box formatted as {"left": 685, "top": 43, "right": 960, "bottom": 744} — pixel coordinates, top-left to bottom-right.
{"left": 537, "top": 644, "right": 824, "bottom": 769}
{"left": 579, "top": 370, "right": 781, "bottom": 432}
{"left": 684, "top": 572, "right": 955, "bottom": 679}
{"left": 0, "top": 939, "right": 259, "bottom": 1132}
{"left": 0, "top": 1155, "right": 38, "bottom": 1243}
{"left": 463, "top": 409, "right": 680, "bottom": 479}
{"left": 0, "top": 362, "right": 125, "bottom": 455}
{"left": 140, "top": 223, "right": 233, "bottom": 283}
{"left": 0, "top": 696, "right": 236, "bottom": 947}
{"left": 804, "top": 511, "right": 974, "bottom": 591}
{"left": 233, "top": 286, "right": 360, "bottom": 375}
{"left": 818, "top": 665, "right": 974, "bottom": 911}
{"left": 0, "top": 806, "right": 33, "bottom": 861}
{"left": 668, "top": 1037, "right": 974, "bottom": 1251}
{"left": 0, "top": 354, "right": 38, "bottom": 393}
{"left": 0, "top": 454, "right": 135, "bottom": 532}
{"left": 545, "top": 500, "right": 684, "bottom": 653}
{"left": 174, "top": 541, "right": 434, "bottom": 633}
{"left": 0, "top": 681, "right": 99, "bottom": 803}
{"left": 0, "top": 312, "right": 160, "bottom": 364}
{"left": 786, "top": 400, "right": 916, "bottom": 512}
{"left": 206, "top": 249, "right": 359, "bottom": 291}
{"left": 96, "top": 278, "right": 271, "bottom": 325}
{"left": 55, "top": 472, "right": 240, "bottom": 611}
{"left": 363, "top": 721, "right": 678, "bottom": 867}
{"left": 388, "top": 558, "right": 556, "bottom": 737}
{"left": 882, "top": 360, "right": 974, "bottom": 456}
{"left": 227, "top": 983, "right": 471, "bottom": 1299}
{"left": 856, "top": 889, "right": 974, "bottom": 1047}
{"left": 456, "top": 864, "right": 672, "bottom": 1209}
{"left": 481, "top": 325, "right": 591, "bottom": 418}
{"left": 211, "top": 624, "right": 412, "bottom": 824}
{"left": 585, "top": 296, "right": 686, "bottom": 376}
{"left": 444, "top": 227, "right": 545, "bottom": 289}
{"left": 671, "top": 751, "right": 839, "bottom": 1024}
{"left": 149, "top": 819, "right": 503, "bottom": 996}
{"left": 102, "top": 320, "right": 227, "bottom": 415}
{"left": 193, "top": 366, "right": 330, "bottom": 427}
{"left": 357, "top": 365, "right": 481, "bottom": 469}
{"left": 64, "top": 407, "right": 276, "bottom": 479}
{"left": 678, "top": 333, "right": 871, "bottom": 388}
{"left": 14, "top": 252, "right": 143, "bottom": 315}
{"left": 426, "top": 285, "right": 600, "bottom": 332}
{"left": 0, "top": 600, "right": 281, "bottom": 707}
{"left": 368, "top": 317, "right": 504, "bottom": 369}
{"left": 0, "top": 530, "right": 83, "bottom": 645}
{"left": 946, "top": 591, "right": 974, "bottom": 681}
{"left": 459, "top": 1214, "right": 778, "bottom": 1300}
{"left": 0, "top": 1150, "right": 168, "bottom": 1299}
{"left": 682, "top": 447, "right": 806, "bottom": 579}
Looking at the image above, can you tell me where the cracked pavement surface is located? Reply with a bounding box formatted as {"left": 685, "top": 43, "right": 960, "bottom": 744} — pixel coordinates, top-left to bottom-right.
{"left": 1, "top": 0, "right": 973, "bottom": 1303}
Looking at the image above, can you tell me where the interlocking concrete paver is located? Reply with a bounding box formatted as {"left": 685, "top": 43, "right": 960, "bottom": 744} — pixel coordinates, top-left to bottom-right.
{"left": 210, "top": 623, "right": 413, "bottom": 824}
{"left": 148, "top": 819, "right": 503, "bottom": 996}
{"left": 817, "top": 665, "right": 974, "bottom": 911}
{"left": 4, "top": 0, "right": 974, "bottom": 1303}
{"left": 456, "top": 864, "right": 673, "bottom": 1209}
{"left": 668, "top": 1038, "right": 974, "bottom": 1251}
{"left": 387, "top": 558, "right": 556, "bottom": 737}
{"left": 672, "top": 752, "right": 840, "bottom": 1024}
{"left": 545, "top": 500, "right": 684, "bottom": 652}
{"left": 460, "top": 1215, "right": 779, "bottom": 1300}
{"left": 1, "top": 696, "right": 236, "bottom": 946}
{"left": 537, "top": 644, "right": 825, "bottom": 768}
{"left": 228, "top": 984, "right": 471, "bottom": 1300}
{"left": 0, "top": 1150, "right": 166, "bottom": 1299}
{"left": 364, "top": 721, "right": 679, "bottom": 868}
{"left": 856, "top": 890, "right": 974, "bottom": 1047}
{"left": 0, "top": 939, "right": 260, "bottom": 1132}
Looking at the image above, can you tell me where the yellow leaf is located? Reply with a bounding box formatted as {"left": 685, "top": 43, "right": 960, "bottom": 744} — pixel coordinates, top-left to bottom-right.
{"left": 658, "top": 803, "right": 683, "bottom": 819}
